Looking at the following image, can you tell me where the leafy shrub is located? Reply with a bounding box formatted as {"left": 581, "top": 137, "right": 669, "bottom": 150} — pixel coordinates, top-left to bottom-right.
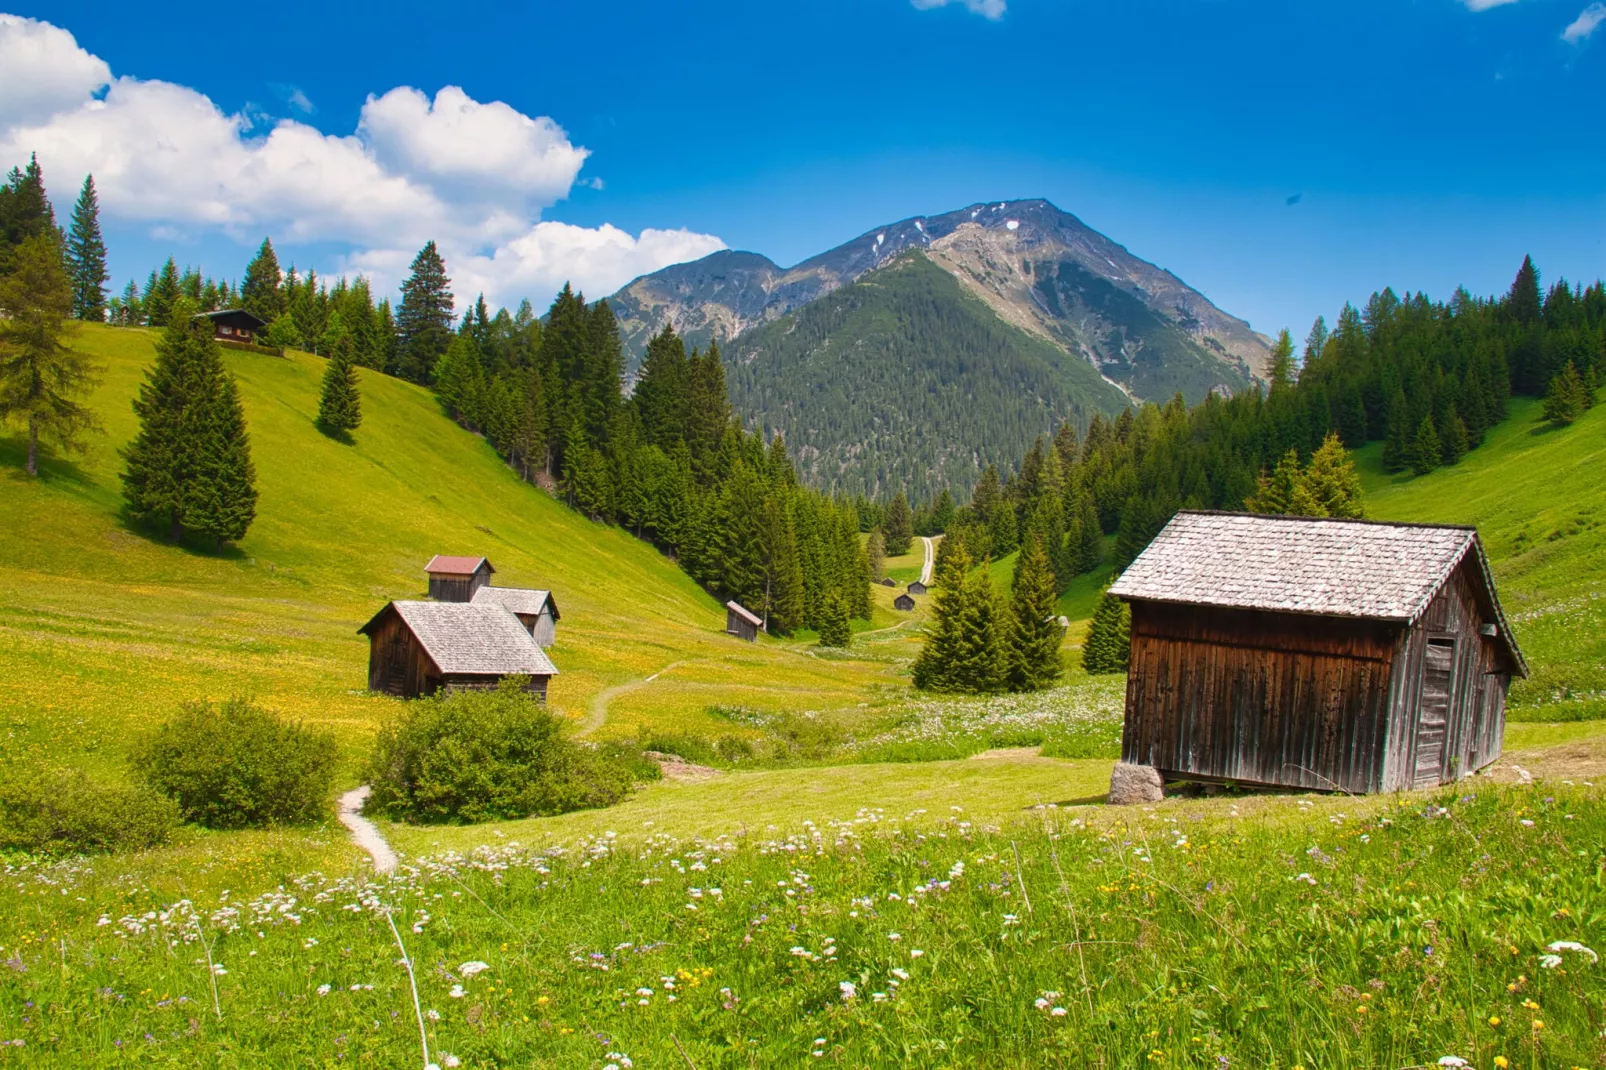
{"left": 134, "top": 697, "right": 337, "bottom": 829}
{"left": 0, "top": 767, "right": 180, "bottom": 855}
{"left": 366, "top": 678, "right": 641, "bottom": 824}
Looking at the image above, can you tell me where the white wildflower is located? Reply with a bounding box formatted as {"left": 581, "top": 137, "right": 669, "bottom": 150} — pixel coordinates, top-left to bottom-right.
{"left": 1545, "top": 940, "right": 1598, "bottom": 962}
{"left": 316, "top": 984, "right": 331, "bottom": 996}
{"left": 448, "top": 984, "right": 466, "bottom": 999}
{"left": 458, "top": 961, "right": 491, "bottom": 977}
{"left": 839, "top": 981, "right": 856, "bottom": 1001}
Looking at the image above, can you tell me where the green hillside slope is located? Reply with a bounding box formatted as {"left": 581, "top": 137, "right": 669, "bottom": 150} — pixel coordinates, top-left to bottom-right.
{"left": 0, "top": 325, "right": 898, "bottom": 779}
{"left": 1359, "top": 396, "right": 1606, "bottom": 719}
{"left": 723, "top": 252, "right": 1130, "bottom": 500}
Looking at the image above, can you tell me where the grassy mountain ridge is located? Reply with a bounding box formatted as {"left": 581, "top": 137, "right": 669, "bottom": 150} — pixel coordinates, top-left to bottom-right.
{"left": 723, "top": 251, "right": 1131, "bottom": 499}
{"left": 0, "top": 324, "right": 902, "bottom": 781}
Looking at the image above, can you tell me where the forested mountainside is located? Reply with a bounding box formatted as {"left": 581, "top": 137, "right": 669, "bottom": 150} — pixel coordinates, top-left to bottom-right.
{"left": 607, "top": 198, "right": 1269, "bottom": 397}
{"left": 723, "top": 252, "right": 1130, "bottom": 499}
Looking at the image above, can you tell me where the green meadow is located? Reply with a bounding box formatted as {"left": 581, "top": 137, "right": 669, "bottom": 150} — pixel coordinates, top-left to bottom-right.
{"left": 2, "top": 326, "right": 1604, "bottom": 1065}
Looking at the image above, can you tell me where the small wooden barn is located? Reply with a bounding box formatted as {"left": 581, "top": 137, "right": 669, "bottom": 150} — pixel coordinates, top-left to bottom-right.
{"left": 907, "top": 580, "right": 928, "bottom": 595}
{"left": 894, "top": 593, "right": 916, "bottom": 612}
{"left": 725, "top": 601, "right": 763, "bottom": 642}
{"left": 880, "top": 578, "right": 897, "bottom": 587}
{"left": 471, "top": 585, "right": 561, "bottom": 647}
{"left": 358, "top": 601, "right": 558, "bottom": 700}
{"left": 195, "top": 308, "right": 267, "bottom": 343}
{"left": 425, "top": 555, "right": 495, "bottom": 602}
{"left": 1108, "top": 511, "right": 1526, "bottom": 794}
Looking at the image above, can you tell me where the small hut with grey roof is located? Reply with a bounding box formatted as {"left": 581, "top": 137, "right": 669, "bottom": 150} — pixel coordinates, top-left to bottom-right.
{"left": 725, "top": 601, "right": 763, "bottom": 642}
{"left": 359, "top": 601, "right": 558, "bottom": 700}
{"left": 472, "top": 585, "right": 561, "bottom": 647}
{"left": 1108, "top": 511, "right": 1526, "bottom": 794}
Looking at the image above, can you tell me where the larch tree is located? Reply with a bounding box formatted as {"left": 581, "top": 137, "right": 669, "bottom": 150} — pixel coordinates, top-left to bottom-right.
{"left": 0, "top": 233, "right": 103, "bottom": 475}
{"left": 1006, "top": 533, "right": 1063, "bottom": 691}
{"left": 65, "top": 175, "right": 108, "bottom": 322}
{"left": 1302, "top": 432, "right": 1364, "bottom": 518}
{"left": 396, "top": 241, "right": 454, "bottom": 384}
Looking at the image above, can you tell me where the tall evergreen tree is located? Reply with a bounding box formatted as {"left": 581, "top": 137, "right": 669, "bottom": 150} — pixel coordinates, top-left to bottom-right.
{"left": 911, "top": 538, "right": 972, "bottom": 692}
{"left": 1302, "top": 432, "right": 1364, "bottom": 518}
{"left": 239, "top": 238, "right": 284, "bottom": 323}
{"left": 1006, "top": 534, "right": 1063, "bottom": 691}
{"left": 1081, "top": 586, "right": 1130, "bottom": 675}
{"left": 1268, "top": 327, "right": 1296, "bottom": 390}
{"left": 1245, "top": 448, "right": 1322, "bottom": 516}
{"left": 866, "top": 527, "right": 886, "bottom": 581}
{"left": 64, "top": 175, "right": 108, "bottom": 321}
{"left": 317, "top": 333, "right": 362, "bottom": 437}
{"left": 1073, "top": 494, "right": 1103, "bottom": 573}
{"left": 884, "top": 491, "right": 914, "bottom": 555}
{"left": 954, "top": 565, "right": 1008, "bottom": 694}
{"left": 816, "top": 589, "right": 850, "bottom": 648}
{"left": 396, "top": 241, "right": 454, "bottom": 383}
{"left": 0, "top": 154, "right": 56, "bottom": 274}
{"left": 1543, "top": 361, "right": 1591, "bottom": 426}
{"left": 143, "top": 258, "right": 181, "bottom": 327}
{"left": 1407, "top": 415, "right": 1441, "bottom": 476}
{"left": 0, "top": 233, "right": 102, "bottom": 475}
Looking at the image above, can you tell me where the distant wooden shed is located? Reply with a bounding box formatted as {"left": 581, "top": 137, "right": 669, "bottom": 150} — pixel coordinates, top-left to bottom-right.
{"left": 1108, "top": 512, "right": 1526, "bottom": 794}
{"left": 195, "top": 308, "right": 267, "bottom": 343}
{"left": 472, "top": 585, "right": 561, "bottom": 647}
{"left": 894, "top": 593, "right": 916, "bottom": 612}
{"left": 725, "top": 600, "right": 763, "bottom": 642}
{"left": 907, "top": 580, "right": 928, "bottom": 595}
{"left": 425, "top": 555, "right": 494, "bottom": 602}
{"left": 880, "top": 578, "right": 896, "bottom": 587}
{"left": 358, "top": 601, "right": 557, "bottom": 700}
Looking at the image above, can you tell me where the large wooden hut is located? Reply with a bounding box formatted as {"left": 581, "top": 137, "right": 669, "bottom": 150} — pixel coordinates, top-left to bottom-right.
{"left": 472, "top": 586, "right": 561, "bottom": 647}
{"left": 725, "top": 601, "right": 763, "bottom": 642}
{"left": 1108, "top": 512, "right": 1526, "bottom": 794}
{"left": 358, "top": 601, "right": 558, "bottom": 700}
{"left": 425, "top": 555, "right": 495, "bottom": 602}
{"left": 195, "top": 308, "right": 267, "bottom": 343}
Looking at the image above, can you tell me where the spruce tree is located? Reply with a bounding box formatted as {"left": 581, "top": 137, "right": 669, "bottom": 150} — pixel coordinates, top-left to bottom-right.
{"left": 1440, "top": 405, "right": 1469, "bottom": 465}
{"left": 317, "top": 333, "right": 362, "bottom": 436}
{"left": 1408, "top": 415, "right": 1441, "bottom": 476}
{"left": 911, "top": 538, "right": 972, "bottom": 692}
{"left": 816, "top": 589, "right": 850, "bottom": 648}
{"left": 954, "top": 565, "right": 1007, "bottom": 694}
{"left": 0, "top": 154, "right": 56, "bottom": 274}
{"left": 144, "top": 258, "right": 181, "bottom": 327}
{"left": 1081, "top": 586, "right": 1130, "bottom": 675}
{"left": 1268, "top": 327, "right": 1296, "bottom": 390}
{"left": 64, "top": 175, "right": 108, "bottom": 321}
{"left": 1302, "top": 432, "right": 1364, "bottom": 518}
{"left": 1006, "top": 534, "right": 1063, "bottom": 691}
{"left": 866, "top": 527, "right": 886, "bottom": 581}
{"left": 1543, "top": 362, "right": 1590, "bottom": 426}
{"left": 988, "top": 499, "right": 1018, "bottom": 557}
{"left": 1074, "top": 494, "right": 1103, "bottom": 573}
{"left": 765, "top": 494, "right": 806, "bottom": 633}
{"left": 0, "top": 233, "right": 103, "bottom": 475}
{"left": 1245, "top": 448, "right": 1323, "bottom": 516}
{"left": 122, "top": 301, "right": 257, "bottom": 547}
{"left": 396, "top": 241, "right": 454, "bottom": 383}
{"left": 240, "top": 238, "right": 284, "bottom": 323}
{"left": 884, "top": 491, "right": 914, "bottom": 555}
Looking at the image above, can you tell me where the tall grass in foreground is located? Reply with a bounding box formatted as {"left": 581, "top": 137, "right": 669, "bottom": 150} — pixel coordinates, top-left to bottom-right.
{"left": 0, "top": 785, "right": 1600, "bottom": 1067}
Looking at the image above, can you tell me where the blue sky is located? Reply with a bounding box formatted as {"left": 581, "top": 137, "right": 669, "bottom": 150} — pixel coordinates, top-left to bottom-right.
{"left": 2, "top": 0, "right": 1603, "bottom": 336}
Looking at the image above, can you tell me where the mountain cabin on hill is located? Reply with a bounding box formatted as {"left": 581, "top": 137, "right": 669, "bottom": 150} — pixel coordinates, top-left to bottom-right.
{"left": 725, "top": 601, "right": 763, "bottom": 642}
{"left": 907, "top": 580, "right": 928, "bottom": 595}
{"left": 425, "top": 555, "right": 495, "bottom": 602}
{"left": 471, "top": 585, "right": 561, "bottom": 647}
{"left": 894, "top": 593, "right": 916, "bottom": 612}
{"left": 194, "top": 308, "right": 267, "bottom": 343}
{"left": 1108, "top": 512, "right": 1526, "bottom": 795}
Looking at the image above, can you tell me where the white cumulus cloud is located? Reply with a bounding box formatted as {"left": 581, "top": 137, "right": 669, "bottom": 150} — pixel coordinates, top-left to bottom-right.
{"left": 1562, "top": 2, "right": 1606, "bottom": 41}
{"left": 1460, "top": 0, "right": 1520, "bottom": 10}
{"left": 910, "top": 0, "right": 1006, "bottom": 20}
{"left": 0, "top": 14, "right": 723, "bottom": 310}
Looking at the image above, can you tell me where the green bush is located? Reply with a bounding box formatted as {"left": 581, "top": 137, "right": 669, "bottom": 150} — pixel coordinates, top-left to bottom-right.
{"left": 0, "top": 767, "right": 180, "bottom": 855}
{"left": 366, "top": 678, "right": 641, "bottom": 824}
{"left": 134, "top": 697, "right": 337, "bottom": 829}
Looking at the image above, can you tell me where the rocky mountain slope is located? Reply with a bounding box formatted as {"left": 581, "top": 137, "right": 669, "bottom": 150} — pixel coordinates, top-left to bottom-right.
{"left": 608, "top": 198, "right": 1271, "bottom": 403}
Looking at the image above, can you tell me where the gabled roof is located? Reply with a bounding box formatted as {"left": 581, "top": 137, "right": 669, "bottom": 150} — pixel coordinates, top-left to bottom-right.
{"left": 425, "top": 555, "right": 494, "bottom": 577}
{"left": 194, "top": 308, "right": 267, "bottom": 330}
{"left": 1109, "top": 511, "right": 1526, "bottom": 673}
{"left": 359, "top": 601, "right": 557, "bottom": 676}
{"left": 725, "top": 601, "right": 763, "bottom": 628}
{"left": 471, "top": 585, "right": 559, "bottom": 620}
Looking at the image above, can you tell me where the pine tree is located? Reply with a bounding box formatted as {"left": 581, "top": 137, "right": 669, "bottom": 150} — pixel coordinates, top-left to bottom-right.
{"left": 121, "top": 300, "right": 256, "bottom": 547}
{"left": 1543, "top": 361, "right": 1590, "bottom": 427}
{"left": 1408, "top": 415, "right": 1441, "bottom": 476}
{"left": 240, "top": 238, "right": 284, "bottom": 323}
{"left": 1302, "top": 432, "right": 1364, "bottom": 518}
{"left": 317, "top": 333, "right": 362, "bottom": 436}
{"left": 0, "top": 233, "right": 103, "bottom": 475}
{"left": 866, "top": 527, "right": 886, "bottom": 581}
{"left": 1006, "top": 534, "right": 1063, "bottom": 691}
{"left": 64, "top": 175, "right": 108, "bottom": 321}
{"left": 884, "top": 491, "right": 913, "bottom": 555}
{"left": 816, "top": 589, "right": 851, "bottom": 648}
{"left": 1081, "top": 586, "right": 1130, "bottom": 675}
{"left": 396, "top": 241, "right": 454, "bottom": 383}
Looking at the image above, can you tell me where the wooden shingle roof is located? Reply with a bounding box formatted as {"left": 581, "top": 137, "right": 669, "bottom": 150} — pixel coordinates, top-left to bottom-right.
{"left": 360, "top": 602, "right": 557, "bottom": 676}
{"left": 425, "top": 555, "right": 493, "bottom": 576}
{"left": 1109, "top": 511, "right": 1525, "bottom": 672}
{"left": 726, "top": 601, "right": 763, "bottom": 628}
{"left": 471, "top": 585, "right": 559, "bottom": 620}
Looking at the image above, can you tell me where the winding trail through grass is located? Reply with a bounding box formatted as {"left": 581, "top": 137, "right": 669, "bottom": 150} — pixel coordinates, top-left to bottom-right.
{"left": 920, "top": 536, "right": 935, "bottom": 585}
{"left": 338, "top": 785, "right": 398, "bottom": 875}
{"left": 579, "top": 661, "right": 687, "bottom": 737}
